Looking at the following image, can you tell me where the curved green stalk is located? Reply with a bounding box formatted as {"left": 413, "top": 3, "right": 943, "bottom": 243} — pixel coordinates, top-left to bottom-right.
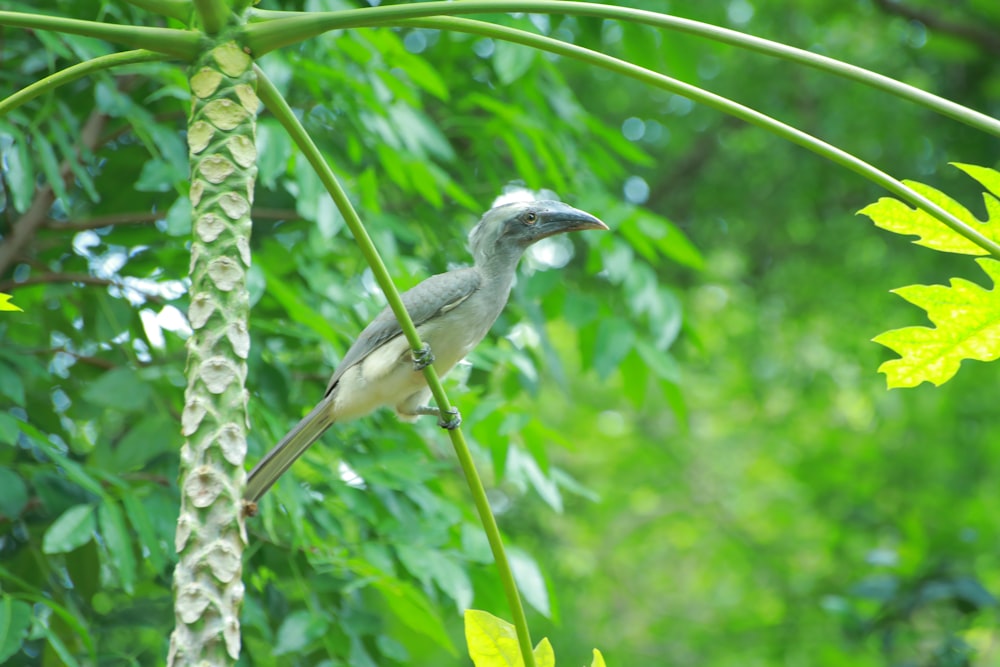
{"left": 253, "top": 67, "right": 538, "bottom": 667}
{"left": 193, "top": 0, "right": 231, "bottom": 34}
{"left": 0, "top": 50, "right": 164, "bottom": 117}
{"left": 244, "top": 0, "right": 1000, "bottom": 139}
{"left": 0, "top": 10, "right": 199, "bottom": 59}
{"left": 391, "top": 16, "right": 1000, "bottom": 260}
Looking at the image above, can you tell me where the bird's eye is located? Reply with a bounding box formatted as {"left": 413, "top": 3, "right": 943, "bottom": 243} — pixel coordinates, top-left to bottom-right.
{"left": 523, "top": 211, "right": 537, "bottom": 224}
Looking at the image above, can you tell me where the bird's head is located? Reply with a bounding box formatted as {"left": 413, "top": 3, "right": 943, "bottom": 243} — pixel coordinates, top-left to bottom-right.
{"left": 468, "top": 200, "right": 607, "bottom": 265}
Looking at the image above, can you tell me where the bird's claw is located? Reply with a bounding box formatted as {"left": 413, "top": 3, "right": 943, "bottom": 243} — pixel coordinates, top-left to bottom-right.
{"left": 438, "top": 407, "right": 462, "bottom": 430}
{"left": 412, "top": 343, "right": 435, "bottom": 370}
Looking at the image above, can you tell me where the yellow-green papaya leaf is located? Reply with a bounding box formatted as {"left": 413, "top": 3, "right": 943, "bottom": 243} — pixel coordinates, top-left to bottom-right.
{"left": 533, "top": 638, "right": 554, "bottom": 667}
{"left": 591, "top": 649, "right": 607, "bottom": 667}
{"left": 0, "top": 293, "right": 22, "bottom": 312}
{"left": 466, "top": 609, "right": 523, "bottom": 667}
{"left": 465, "top": 610, "right": 554, "bottom": 667}
{"left": 873, "top": 258, "right": 1000, "bottom": 388}
{"left": 952, "top": 162, "right": 1000, "bottom": 200}
{"left": 858, "top": 164, "right": 1000, "bottom": 256}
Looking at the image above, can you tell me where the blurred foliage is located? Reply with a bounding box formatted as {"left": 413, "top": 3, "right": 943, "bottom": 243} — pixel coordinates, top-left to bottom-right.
{"left": 1, "top": 0, "right": 1000, "bottom": 666}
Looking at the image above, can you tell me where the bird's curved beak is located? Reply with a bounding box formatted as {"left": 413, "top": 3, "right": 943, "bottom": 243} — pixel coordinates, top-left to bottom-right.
{"left": 535, "top": 204, "right": 608, "bottom": 240}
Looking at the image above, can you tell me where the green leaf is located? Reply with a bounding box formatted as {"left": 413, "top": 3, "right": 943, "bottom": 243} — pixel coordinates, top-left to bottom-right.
{"left": 94, "top": 293, "right": 137, "bottom": 342}
{"left": 94, "top": 79, "right": 135, "bottom": 116}
{"left": 0, "top": 363, "right": 25, "bottom": 404}
{"left": 0, "top": 595, "right": 32, "bottom": 663}
{"left": 294, "top": 154, "right": 330, "bottom": 228}
{"left": 394, "top": 544, "right": 473, "bottom": 610}
{"left": 591, "top": 648, "right": 607, "bottom": 667}
{"left": 0, "top": 412, "right": 20, "bottom": 444}
{"left": 508, "top": 547, "right": 550, "bottom": 617}
{"left": 534, "top": 638, "right": 555, "bottom": 667}
{"left": 33, "top": 596, "right": 95, "bottom": 661}
{"left": 33, "top": 130, "right": 69, "bottom": 205}
{"left": 17, "top": 421, "right": 107, "bottom": 498}
{"left": 594, "top": 317, "right": 635, "bottom": 378}
{"left": 0, "top": 126, "right": 34, "bottom": 212}
{"left": 639, "top": 214, "right": 704, "bottom": 271}
{"left": 257, "top": 119, "right": 292, "bottom": 189}
{"left": 107, "top": 414, "right": 177, "bottom": 472}
{"left": 635, "top": 339, "right": 681, "bottom": 383}
{"left": 581, "top": 115, "right": 654, "bottom": 167}
{"left": 38, "top": 621, "right": 80, "bottom": 667}
{"left": 507, "top": 447, "right": 562, "bottom": 513}
{"left": 43, "top": 505, "right": 96, "bottom": 554}
{"left": 427, "top": 553, "right": 473, "bottom": 612}
{"left": 164, "top": 195, "right": 192, "bottom": 236}
{"left": 49, "top": 110, "right": 98, "bottom": 203}
{"left": 0, "top": 468, "right": 28, "bottom": 518}
{"left": 465, "top": 609, "right": 553, "bottom": 667}
{"left": 273, "top": 609, "right": 329, "bottom": 655}
{"left": 873, "top": 258, "right": 1000, "bottom": 388}
{"left": 81, "top": 367, "right": 151, "bottom": 412}
{"left": 403, "top": 157, "right": 444, "bottom": 208}
{"left": 391, "top": 103, "right": 455, "bottom": 160}
{"left": 135, "top": 158, "right": 179, "bottom": 192}
{"left": 858, "top": 164, "right": 1000, "bottom": 256}
{"left": 465, "top": 609, "right": 523, "bottom": 667}
{"left": 121, "top": 493, "right": 167, "bottom": 573}
{"left": 375, "top": 579, "right": 456, "bottom": 654}
{"left": 953, "top": 162, "right": 1000, "bottom": 199}
{"left": 98, "top": 502, "right": 137, "bottom": 593}
{"left": 390, "top": 47, "right": 450, "bottom": 101}
{"left": 259, "top": 263, "right": 340, "bottom": 342}
{"left": 493, "top": 40, "right": 537, "bottom": 86}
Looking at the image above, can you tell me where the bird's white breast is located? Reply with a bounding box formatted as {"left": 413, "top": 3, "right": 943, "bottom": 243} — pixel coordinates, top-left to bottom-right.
{"left": 329, "top": 293, "right": 497, "bottom": 422}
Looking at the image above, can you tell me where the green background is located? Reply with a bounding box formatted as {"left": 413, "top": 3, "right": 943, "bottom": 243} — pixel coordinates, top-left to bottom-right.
{"left": 1, "top": 0, "right": 999, "bottom": 665}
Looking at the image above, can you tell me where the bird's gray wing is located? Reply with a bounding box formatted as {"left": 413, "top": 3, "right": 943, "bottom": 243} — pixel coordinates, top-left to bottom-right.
{"left": 325, "top": 267, "right": 481, "bottom": 395}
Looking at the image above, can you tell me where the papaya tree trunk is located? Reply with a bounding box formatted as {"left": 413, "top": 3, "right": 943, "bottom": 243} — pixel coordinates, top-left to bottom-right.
{"left": 168, "top": 40, "right": 257, "bottom": 666}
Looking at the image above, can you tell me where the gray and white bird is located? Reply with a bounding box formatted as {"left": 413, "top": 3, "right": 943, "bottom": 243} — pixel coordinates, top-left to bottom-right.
{"left": 245, "top": 200, "right": 606, "bottom": 503}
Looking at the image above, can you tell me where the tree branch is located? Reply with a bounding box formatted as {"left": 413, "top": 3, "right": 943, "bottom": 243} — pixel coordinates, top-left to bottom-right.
{"left": 0, "top": 273, "right": 117, "bottom": 292}
{"left": 0, "top": 273, "right": 168, "bottom": 304}
{"left": 41, "top": 207, "right": 300, "bottom": 232}
{"left": 0, "top": 110, "right": 110, "bottom": 276}
{"left": 873, "top": 0, "right": 1000, "bottom": 57}
{"left": 43, "top": 212, "right": 162, "bottom": 231}
{"left": 30, "top": 347, "right": 118, "bottom": 370}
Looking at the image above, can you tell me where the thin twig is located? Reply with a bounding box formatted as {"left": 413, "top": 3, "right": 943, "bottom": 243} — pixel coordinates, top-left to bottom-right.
{"left": 42, "top": 208, "right": 300, "bottom": 232}
{"left": 42, "top": 212, "right": 161, "bottom": 230}
{"left": 0, "top": 273, "right": 116, "bottom": 292}
{"left": 0, "top": 273, "right": 168, "bottom": 304}
{"left": 27, "top": 347, "right": 117, "bottom": 369}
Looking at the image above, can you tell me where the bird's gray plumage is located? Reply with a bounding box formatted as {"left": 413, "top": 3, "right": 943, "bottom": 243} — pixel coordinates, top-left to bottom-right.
{"left": 245, "top": 200, "right": 606, "bottom": 504}
{"left": 326, "top": 268, "right": 482, "bottom": 395}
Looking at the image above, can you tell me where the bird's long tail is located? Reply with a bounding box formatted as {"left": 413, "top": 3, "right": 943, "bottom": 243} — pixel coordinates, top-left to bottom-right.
{"left": 245, "top": 396, "right": 336, "bottom": 503}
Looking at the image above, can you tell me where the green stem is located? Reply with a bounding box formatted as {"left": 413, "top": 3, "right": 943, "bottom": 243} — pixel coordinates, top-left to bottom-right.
{"left": 192, "top": 0, "right": 231, "bottom": 34}
{"left": 244, "top": 0, "right": 1000, "bottom": 139}
{"left": 253, "top": 67, "right": 538, "bottom": 667}
{"left": 399, "top": 16, "right": 1000, "bottom": 261}
{"left": 0, "top": 10, "right": 199, "bottom": 59}
{"left": 120, "top": 0, "right": 192, "bottom": 24}
{"left": 0, "top": 50, "right": 164, "bottom": 117}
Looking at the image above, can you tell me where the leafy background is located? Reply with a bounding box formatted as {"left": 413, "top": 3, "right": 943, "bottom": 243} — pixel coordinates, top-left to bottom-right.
{"left": 2, "top": 0, "right": 1000, "bottom": 665}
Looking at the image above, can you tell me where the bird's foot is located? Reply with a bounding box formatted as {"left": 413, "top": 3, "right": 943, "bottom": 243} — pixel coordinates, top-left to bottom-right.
{"left": 411, "top": 343, "right": 435, "bottom": 370}
{"left": 438, "top": 407, "right": 462, "bottom": 430}
{"left": 406, "top": 404, "right": 461, "bottom": 429}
